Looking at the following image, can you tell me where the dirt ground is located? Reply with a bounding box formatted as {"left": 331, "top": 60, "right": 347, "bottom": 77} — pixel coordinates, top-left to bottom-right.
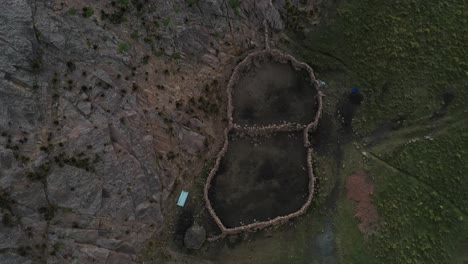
{"left": 345, "top": 171, "right": 379, "bottom": 234}
{"left": 232, "top": 61, "right": 317, "bottom": 126}
{"left": 209, "top": 132, "right": 309, "bottom": 228}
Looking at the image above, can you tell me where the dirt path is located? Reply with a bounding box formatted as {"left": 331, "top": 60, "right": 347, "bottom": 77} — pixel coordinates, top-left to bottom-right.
{"left": 345, "top": 171, "right": 379, "bottom": 234}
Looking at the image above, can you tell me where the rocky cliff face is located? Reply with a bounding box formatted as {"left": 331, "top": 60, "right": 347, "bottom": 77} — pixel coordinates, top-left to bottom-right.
{"left": 0, "top": 0, "right": 286, "bottom": 263}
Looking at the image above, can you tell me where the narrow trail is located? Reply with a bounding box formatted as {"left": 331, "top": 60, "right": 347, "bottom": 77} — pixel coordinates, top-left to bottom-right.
{"left": 360, "top": 146, "right": 467, "bottom": 216}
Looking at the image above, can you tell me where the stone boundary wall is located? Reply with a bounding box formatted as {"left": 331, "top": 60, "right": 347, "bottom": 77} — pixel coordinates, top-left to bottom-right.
{"left": 203, "top": 47, "right": 324, "bottom": 240}
{"left": 233, "top": 123, "right": 305, "bottom": 137}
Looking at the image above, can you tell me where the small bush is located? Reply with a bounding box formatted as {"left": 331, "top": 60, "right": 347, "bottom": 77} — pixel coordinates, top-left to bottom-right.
{"left": 117, "top": 43, "right": 129, "bottom": 54}
{"left": 163, "top": 17, "right": 170, "bottom": 26}
{"left": 0, "top": 190, "right": 15, "bottom": 212}
{"left": 185, "top": 0, "right": 198, "bottom": 7}
{"left": 141, "top": 55, "right": 150, "bottom": 64}
{"left": 171, "top": 52, "right": 181, "bottom": 60}
{"left": 68, "top": 8, "right": 77, "bottom": 15}
{"left": 31, "top": 58, "right": 42, "bottom": 71}
{"left": 229, "top": 0, "right": 240, "bottom": 9}
{"left": 26, "top": 163, "right": 50, "bottom": 182}
{"left": 117, "top": 0, "right": 129, "bottom": 7}
{"left": 2, "top": 213, "right": 14, "bottom": 227}
{"left": 17, "top": 246, "right": 31, "bottom": 257}
{"left": 130, "top": 31, "right": 139, "bottom": 40}
{"left": 82, "top": 7, "right": 94, "bottom": 18}
{"left": 39, "top": 205, "right": 58, "bottom": 221}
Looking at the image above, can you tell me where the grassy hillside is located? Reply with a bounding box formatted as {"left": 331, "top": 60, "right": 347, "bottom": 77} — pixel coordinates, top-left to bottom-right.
{"left": 293, "top": 0, "right": 467, "bottom": 133}
{"left": 287, "top": 0, "right": 468, "bottom": 263}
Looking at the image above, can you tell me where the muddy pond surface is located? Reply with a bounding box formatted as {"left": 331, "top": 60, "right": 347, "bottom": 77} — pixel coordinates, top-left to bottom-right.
{"left": 209, "top": 132, "right": 309, "bottom": 228}
{"left": 232, "top": 61, "right": 318, "bottom": 125}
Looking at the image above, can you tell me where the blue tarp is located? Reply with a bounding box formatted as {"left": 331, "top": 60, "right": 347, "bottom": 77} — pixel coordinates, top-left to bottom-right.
{"left": 177, "top": 191, "right": 189, "bottom": 207}
{"left": 351, "top": 88, "right": 361, "bottom": 94}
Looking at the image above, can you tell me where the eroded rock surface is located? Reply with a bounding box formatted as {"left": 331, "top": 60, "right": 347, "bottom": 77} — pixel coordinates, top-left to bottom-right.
{"left": 0, "top": 0, "right": 293, "bottom": 262}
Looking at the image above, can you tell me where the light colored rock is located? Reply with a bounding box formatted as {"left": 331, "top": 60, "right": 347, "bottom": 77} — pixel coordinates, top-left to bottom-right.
{"left": 184, "top": 224, "right": 206, "bottom": 250}
{"left": 96, "top": 238, "right": 123, "bottom": 251}
{"left": 77, "top": 244, "right": 111, "bottom": 263}
{"left": 177, "top": 126, "right": 205, "bottom": 154}
{"left": 189, "top": 118, "right": 205, "bottom": 129}
{"left": 201, "top": 53, "right": 220, "bottom": 69}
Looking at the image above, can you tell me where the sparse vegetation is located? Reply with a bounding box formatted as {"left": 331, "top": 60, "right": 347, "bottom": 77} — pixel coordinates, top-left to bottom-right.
{"left": 39, "top": 204, "right": 58, "bottom": 221}
{"left": 162, "top": 17, "right": 170, "bottom": 27}
{"left": 31, "top": 57, "right": 42, "bottom": 71}
{"left": 117, "top": 0, "right": 129, "bottom": 7}
{"left": 171, "top": 52, "right": 181, "bottom": 60}
{"left": 66, "top": 61, "right": 76, "bottom": 72}
{"left": 26, "top": 162, "right": 50, "bottom": 182}
{"left": 117, "top": 43, "right": 130, "bottom": 54}
{"left": 0, "top": 189, "right": 15, "bottom": 212}
{"left": 17, "top": 246, "right": 32, "bottom": 257}
{"left": 141, "top": 55, "right": 150, "bottom": 64}
{"left": 131, "top": 31, "right": 139, "bottom": 40}
{"left": 68, "top": 7, "right": 77, "bottom": 15}
{"left": 2, "top": 213, "right": 14, "bottom": 227}
{"left": 82, "top": 6, "right": 94, "bottom": 18}
{"left": 229, "top": 0, "right": 241, "bottom": 15}
{"left": 185, "top": 0, "right": 199, "bottom": 7}
{"left": 229, "top": 0, "right": 240, "bottom": 9}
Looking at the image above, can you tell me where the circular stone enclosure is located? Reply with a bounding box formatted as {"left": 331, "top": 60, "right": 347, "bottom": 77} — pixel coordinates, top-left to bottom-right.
{"left": 204, "top": 49, "right": 323, "bottom": 238}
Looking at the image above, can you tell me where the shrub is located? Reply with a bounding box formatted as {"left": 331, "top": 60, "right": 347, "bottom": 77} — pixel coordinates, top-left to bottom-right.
{"left": 171, "top": 52, "right": 181, "bottom": 60}
{"left": 141, "top": 55, "right": 150, "bottom": 64}
{"left": 0, "top": 190, "right": 15, "bottom": 212}
{"left": 117, "top": 0, "right": 129, "bottom": 7}
{"left": 39, "top": 205, "right": 58, "bottom": 221}
{"left": 163, "top": 17, "right": 170, "bottom": 26}
{"left": 68, "top": 8, "right": 77, "bottom": 15}
{"left": 229, "top": 0, "right": 240, "bottom": 8}
{"left": 2, "top": 213, "right": 14, "bottom": 227}
{"left": 130, "top": 31, "right": 139, "bottom": 40}
{"left": 117, "top": 43, "right": 129, "bottom": 54}
{"left": 31, "top": 58, "right": 42, "bottom": 71}
{"left": 82, "top": 7, "right": 94, "bottom": 18}
{"left": 26, "top": 163, "right": 50, "bottom": 182}
{"left": 185, "top": 0, "right": 199, "bottom": 7}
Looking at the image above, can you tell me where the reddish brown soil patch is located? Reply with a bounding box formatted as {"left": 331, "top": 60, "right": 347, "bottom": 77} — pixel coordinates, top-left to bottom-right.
{"left": 346, "top": 171, "right": 379, "bottom": 234}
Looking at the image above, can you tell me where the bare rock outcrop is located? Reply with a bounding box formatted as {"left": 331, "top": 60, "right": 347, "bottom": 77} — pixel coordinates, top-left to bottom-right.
{"left": 184, "top": 224, "right": 206, "bottom": 250}
{"left": 0, "top": 0, "right": 290, "bottom": 262}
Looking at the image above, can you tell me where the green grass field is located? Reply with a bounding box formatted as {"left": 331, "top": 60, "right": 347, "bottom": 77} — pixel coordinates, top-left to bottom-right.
{"left": 293, "top": 0, "right": 467, "bottom": 133}
{"left": 288, "top": 0, "right": 468, "bottom": 262}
